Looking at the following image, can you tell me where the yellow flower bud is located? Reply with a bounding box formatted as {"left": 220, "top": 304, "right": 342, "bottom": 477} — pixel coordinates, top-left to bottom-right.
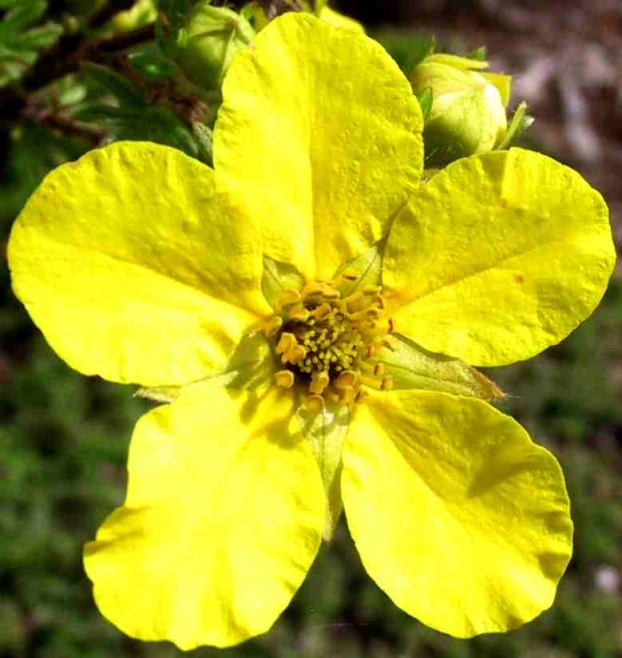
{"left": 175, "top": 3, "right": 255, "bottom": 90}
{"left": 410, "top": 53, "right": 511, "bottom": 166}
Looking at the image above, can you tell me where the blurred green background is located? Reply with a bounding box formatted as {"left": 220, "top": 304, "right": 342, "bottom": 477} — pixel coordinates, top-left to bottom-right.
{"left": 2, "top": 1, "right": 622, "bottom": 657}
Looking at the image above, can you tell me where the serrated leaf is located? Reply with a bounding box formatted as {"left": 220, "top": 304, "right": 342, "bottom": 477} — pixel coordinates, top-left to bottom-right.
{"left": 296, "top": 400, "right": 350, "bottom": 541}
{"left": 83, "top": 62, "right": 146, "bottom": 108}
{"left": 261, "top": 255, "right": 306, "bottom": 310}
{"left": 129, "top": 42, "right": 178, "bottom": 79}
{"left": 378, "top": 333, "right": 504, "bottom": 401}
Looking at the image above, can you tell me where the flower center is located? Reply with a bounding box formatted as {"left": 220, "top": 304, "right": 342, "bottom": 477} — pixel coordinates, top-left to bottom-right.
{"left": 263, "top": 270, "right": 395, "bottom": 410}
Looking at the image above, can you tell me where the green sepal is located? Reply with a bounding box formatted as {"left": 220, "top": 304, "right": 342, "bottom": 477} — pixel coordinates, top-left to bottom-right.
{"left": 497, "top": 101, "right": 534, "bottom": 150}
{"left": 415, "top": 87, "right": 433, "bottom": 118}
{"left": 296, "top": 400, "right": 350, "bottom": 541}
{"left": 332, "top": 241, "right": 384, "bottom": 297}
{"left": 261, "top": 255, "right": 306, "bottom": 310}
{"left": 192, "top": 121, "right": 213, "bottom": 165}
{"left": 378, "top": 333, "right": 504, "bottom": 401}
{"left": 136, "top": 331, "right": 276, "bottom": 402}
{"left": 135, "top": 385, "right": 182, "bottom": 404}
{"left": 213, "top": 330, "right": 276, "bottom": 394}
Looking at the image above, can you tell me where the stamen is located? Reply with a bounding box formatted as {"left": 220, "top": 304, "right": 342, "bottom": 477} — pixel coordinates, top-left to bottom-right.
{"left": 274, "top": 370, "right": 295, "bottom": 388}
{"left": 263, "top": 316, "right": 283, "bottom": 338}
{"left": 283, "top": 344, "right": 307, "bottom": 365}
{"left": 276, "top": 332, "right": 296, "bottom": 354}
{"left": 267, "top": 275, "right": 392, "bottom": 407}
{"left": 381, "top": 376, "right": 394, "bottom": 391}
{"left": 287, "top": 303, "right": 310, "bottom": 322}
{"left": 309, "top": 371, "right": 330, "bottom": 395}
{"left": 305, "top": 394, "right": 325, "bottom": 411}
{"left": 277, "top": 289, "right": 301, "bottom": 307}
{"left": 373, "top": 363, "right": 386, "bottom": 377}
{"left": 335, "top": 370, "right": 358, "bottom": 389}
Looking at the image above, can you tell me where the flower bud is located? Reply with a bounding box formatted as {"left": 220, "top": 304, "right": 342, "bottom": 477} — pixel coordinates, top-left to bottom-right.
{"left": 410, "top": 53, "right": 511, "bottom": 166}
{"left": 174, "top": 3, "right": 255, "bottom": 90}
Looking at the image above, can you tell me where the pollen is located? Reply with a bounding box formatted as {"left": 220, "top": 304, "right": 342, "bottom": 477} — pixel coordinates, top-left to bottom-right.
{"left": 268, "top": 271, "right": 395, "bottom": 407}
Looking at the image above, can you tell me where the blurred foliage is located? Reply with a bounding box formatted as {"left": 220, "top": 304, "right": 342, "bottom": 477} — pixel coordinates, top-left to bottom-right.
{"left": 0, "top": 0, "right": 62, "bottom": 86}
{"left": 1, "top": 1, "right": 621, "bottom": 657}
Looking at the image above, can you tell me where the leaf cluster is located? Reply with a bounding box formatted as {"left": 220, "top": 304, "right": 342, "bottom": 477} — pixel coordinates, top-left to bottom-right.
{"left": 0, "top": 0, "right": 62, "bottom": 85}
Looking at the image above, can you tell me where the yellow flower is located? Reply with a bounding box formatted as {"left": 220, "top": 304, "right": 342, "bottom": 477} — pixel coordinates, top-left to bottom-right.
{"left": 8, "top": 13, "right": 615, "bottom": 651}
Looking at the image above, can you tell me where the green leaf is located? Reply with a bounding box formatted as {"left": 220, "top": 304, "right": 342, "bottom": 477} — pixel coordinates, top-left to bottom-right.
{"left": 261, "top": 255, "right": 306, "bottom": 310}
{"left": 497, "top": 101, "right": 534, "bottom": 150}
{"left": 375, "top": 31, "right": 434, "bottom": 76}
{"left": 378, "top": 333, "right": 504, "bottom": 400}
{"left": 296, "top": 400, "right": 350, "bottom": 541}
{"left": 128, "top": 42, "right": 179, "bottom": 79}
{"left": 82, "top": 62, "right": 146, "bottom": 108}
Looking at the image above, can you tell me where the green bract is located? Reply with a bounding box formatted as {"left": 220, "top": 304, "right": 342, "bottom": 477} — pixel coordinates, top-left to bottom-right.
{"left": 411, "top": 53, "right": 511, "bottom": 166}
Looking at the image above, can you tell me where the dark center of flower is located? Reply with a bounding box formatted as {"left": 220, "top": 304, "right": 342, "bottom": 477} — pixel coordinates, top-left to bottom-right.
{"left": 263, "top": 270, "right": 395, "bottom": 410}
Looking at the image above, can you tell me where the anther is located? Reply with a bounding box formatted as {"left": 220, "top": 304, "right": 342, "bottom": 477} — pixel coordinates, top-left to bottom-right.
{"left": 301, "top": 281, "right": 327, "bottom": 298}
{"left": 362, "top": 284, "right": 382, "bottom": 295}
{"left": 335, "top": 370, "right": 358, "bottom": 389}
{"left": 277, "top": 289, "right": 301, "bottom": 307}
{"left": 381, "top": 335, "right": 397, "bottom": 351}
{"left": 309, "top": 371, "right": 330, "bottom": 395}
{"left": 276, "top": 332, "right": 296, "bottom": 354}
{"left": 274, "top": 370, "right": 295, "bottom": 389}
{"left": 263, "top": 316, "right": 283, "bottom": 338}
{"left": 305, "top": 394, "right": 325, "bottom": 412}
{"left": 340, "top": 385, "right": 356, "bottom": 404}
{"left": 311, "top": 303, "right": 332, "bottom": 320}
{"left": 287, "top": 303, "right": 310, "bottom": 322}
{"left": 373, "top": 363, "right": 386, "bottom": 377}
{"left": 340, "top": 269, "right": 359, "bottom": 281}
{"left": 354, "top": 389, "right": 368, "bottom": 404}
{"left": 283, "top": 344, "right": 307, "bottom": 365}
{"left": 381, "top": 376, "right": 394, "bottom": 391}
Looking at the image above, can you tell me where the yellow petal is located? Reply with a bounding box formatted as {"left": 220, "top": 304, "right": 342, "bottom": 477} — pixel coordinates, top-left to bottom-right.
{"left": 342, "top": 390, "right": 573, "bottom": 637}
{"left": 384, "top": 148, "right": 615, "bottom": 366}
{"left": 9, "top": 142, "right": 270, "bottom": 386}
{"left": 84, "top": 382, "right": 324, "bottom": 649}
{"left": 214, "top": 13, "right": 423, "bottom": 280}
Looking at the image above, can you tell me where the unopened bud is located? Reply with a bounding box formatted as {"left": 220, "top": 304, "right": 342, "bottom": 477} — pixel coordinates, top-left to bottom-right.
{"left": 410, "top": 53, "right": 511, "bottom": 166}
{"left": 174, "top": 3, "right": 255, "bottom": 90}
